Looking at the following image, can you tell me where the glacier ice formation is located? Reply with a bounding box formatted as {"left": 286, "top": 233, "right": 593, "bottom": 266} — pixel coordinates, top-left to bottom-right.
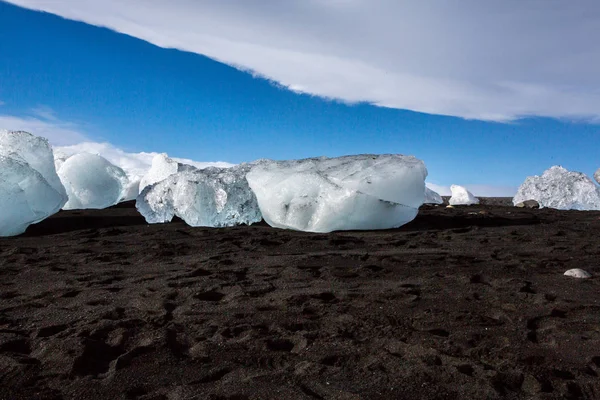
{"left": 513, "top": 166, "right": 600, "bottom": 210}
{"left": 424, "top": 187, "right": 443, "bottom": 204}
{"left": 246, "top": 154, "right": 427, "bottom": 233}
{"left": 448, "top": 185, "right": 479, "bottom": 206}
{"left": 138, "top": 153, "right": 197, "bottom": 194}
{"left": 0, "top": 130, "right": 68, "bottom": 236}
{"left": 136, "top": 164, "right": 262, "bottom": 227}
{"left": 58, "top": 153, "right": 129, "bottom": 210}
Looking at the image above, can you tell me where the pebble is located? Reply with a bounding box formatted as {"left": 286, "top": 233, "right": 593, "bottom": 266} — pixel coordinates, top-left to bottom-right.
{"left": 515, "top": 200, "right": 540, "bottom": 209}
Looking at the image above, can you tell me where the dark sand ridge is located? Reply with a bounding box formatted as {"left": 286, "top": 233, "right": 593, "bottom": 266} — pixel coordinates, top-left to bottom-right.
{"left": 1, "top": 201, "right": 599, "bottom": 399}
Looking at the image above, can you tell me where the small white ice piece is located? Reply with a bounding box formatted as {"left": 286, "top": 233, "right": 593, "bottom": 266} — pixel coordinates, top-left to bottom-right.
{"left": 424, "top": 187, "right": 443, "bottom": 204}
{"left": 564, "top": 269, "right": 592, "bottom": 279}
{"left": 448, "top": 185, "right": 479, "bottom": 206}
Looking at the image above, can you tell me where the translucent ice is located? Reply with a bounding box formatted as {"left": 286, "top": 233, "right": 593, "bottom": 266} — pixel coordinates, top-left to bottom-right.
{"left": 246, "top": 155, "right": 427, "bottom": 233}
{"left": 138, "top": 153, "right": 197, "bottom": 194}
{"left": 448, "top": 185, "right": 479, "bottom": 206}
{"left": 513, "top": 166, "right": 600, "bottom": 210}
{"left": 0, "top": 130, "right": 68, "bottom": 236}
{"left": 58, "top": 153, "right": 129, "bottom": 210}
{"left": 136, "top": 164, "right": 262, "bottom": 227}
{"left": 424, "top": 187, "right": 443, "bottom": 204}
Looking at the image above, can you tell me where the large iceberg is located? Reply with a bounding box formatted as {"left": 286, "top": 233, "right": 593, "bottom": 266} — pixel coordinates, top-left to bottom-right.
{"left": 58, "top": 153, "right": 129, "bottom": 210}
{"left": 448, "top": 185, "right": 479, "bottom": 206}
{"left": 136, "top": 164, "right": 262, "bottom": 227}
{"left": 138, "top": 153, "right": 197, "bottom": 194}
{"left": 246, "top": 154, "right": 427, "bottom": 233}
{"left": 0, "top": 130, "right": 68, "bottom": 236}
{"left": 513, "top": 166, "right": 600, "bottom": 210}
{"left": 424, "top": 187, "right": 443, "bottom": 204}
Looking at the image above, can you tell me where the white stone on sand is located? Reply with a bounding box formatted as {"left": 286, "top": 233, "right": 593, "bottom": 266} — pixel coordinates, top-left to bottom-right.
{"left": 564, "top": 269, "right": 592, "bottom": 279}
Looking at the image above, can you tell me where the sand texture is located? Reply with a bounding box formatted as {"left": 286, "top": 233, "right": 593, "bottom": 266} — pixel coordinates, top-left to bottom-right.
{"left": 1, "top": 202, "right": 599, "bottom": 399}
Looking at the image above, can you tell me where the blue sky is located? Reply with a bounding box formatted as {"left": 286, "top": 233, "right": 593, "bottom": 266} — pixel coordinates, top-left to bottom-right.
{"left": 1, "top": 1, "right": 599, "bottom": 194}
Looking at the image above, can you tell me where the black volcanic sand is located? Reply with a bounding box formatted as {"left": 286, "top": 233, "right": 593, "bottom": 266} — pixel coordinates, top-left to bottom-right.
{"left": 1, "top": 201, "right": 600, "bottom": 400}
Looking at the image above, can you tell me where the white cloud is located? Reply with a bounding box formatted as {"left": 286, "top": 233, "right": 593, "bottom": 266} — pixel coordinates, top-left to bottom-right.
{"left": 31, "top": 105, "right": 61, "bottom": 122}
{"left": 54, "top": 141, "right": 234, "bottom": 182}
{"left": 7, "top": 0, "right": 600, "bottom": 121}
{"left": 0, "top": 113, "right": 89, "bottom": 146}
{"left": 0, "top": 109, "right": 233, "bottom": 180}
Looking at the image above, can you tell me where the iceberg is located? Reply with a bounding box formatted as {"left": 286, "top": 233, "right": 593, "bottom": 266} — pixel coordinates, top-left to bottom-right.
{"left": 0, "top": 130, "right": 68, "bottom": 236}
{"left": 136, "top": 164, "right": 262, "bottom": 227}
{"left": 246, "top": 154, "right": 427, "bottom": 233}
{"left": 513, "top": 166, "right": 600, "bottom": 210}
{"left": 424, "top": 187, "right": 443, "bottom": 204}
{"left": 138, "top": 153, "right": 197, "bottom": 194}
{"left": 58, "top": 153, "right": 129, "bottom": 210}
{"left": 54, "top": 143, "right": 234, "bottom": 202}
{"left": 448, "top": 185, "right": 479, "bottom": 206}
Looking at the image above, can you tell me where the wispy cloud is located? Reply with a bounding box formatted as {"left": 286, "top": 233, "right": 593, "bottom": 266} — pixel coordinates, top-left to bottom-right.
{"left": 6, "top": 0, "right": 600, "bottom": 121}
{"left": 31, "top": 105, "right": 61, "bottom": 122}
{"left": 0, "top": 109, "right": 89, "bottom": 146}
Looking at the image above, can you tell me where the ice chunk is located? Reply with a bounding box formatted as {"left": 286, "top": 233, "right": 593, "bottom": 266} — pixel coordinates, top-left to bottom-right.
{"left": 594, "top": 168, "right": 600, "bottom": 185}
{"left": 54, "top": 144, "right": 235, "bottom": 203}
{"left": 246, "top": 154, "right": 427, "bottom": 233}
{"left": 121, "top": 179, "right": 141, "bottom": 202}
{"left": 564, "top": 269, "right": 592, "bottom": 279}
{"left": 0, "top": 130, "right": 68, "bottom": 236}
{"left": 514, "top": 200, "right": 539, "bottom": 209}
{"left": 513, "top": 166, "right": 600, "bottom": 210}
{"left": 136, "top": 164, "right": 262, "bottom": 227}
{"left": 138, "top": 153, "right": 197, "bottom": 194}
{"left": 424, "top": 187, "right": 443, "bottom": 204}
{"left": 58, "top": 153, "right": 129, "bottom": 210}
{"left": 448, "top": 185, "right": 479, "bottom": 206}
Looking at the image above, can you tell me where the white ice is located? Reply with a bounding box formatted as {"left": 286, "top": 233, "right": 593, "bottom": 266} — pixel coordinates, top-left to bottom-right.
{"left": 138, "top": 153, "right": 197, "bottom": 194}
{"left": 424, "top": 187, "right": 443, "bottom": 204}
{"left": 564, "top": 269, "right": 592, "bottom": 279}
{"left": 0, "top": 130, "right": 68, "bottom": 236}
{"left": 448, "top": 185, "right": 479, "bottom": 206}
{"left": 594, "top": 168, "right": 600, "bottom": 185}
{"left": 136, "top": 164, "right": 262, "bottom": 227}
{"left": 246, "top": 154, "right": 427, "bottom": 233}
{"left": 54, "top": 143, "right": 234, "bottom": 202}
{"left": 513, "top": 166, "right": 600, "bottom": 210}
{"left": 58, "top": 153, "right": 129, "bottom": 210}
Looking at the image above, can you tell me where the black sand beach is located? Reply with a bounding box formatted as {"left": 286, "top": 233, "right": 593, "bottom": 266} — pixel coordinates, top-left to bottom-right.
{"left": 1, "top": 201, "right": 599, "bottom": 399}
